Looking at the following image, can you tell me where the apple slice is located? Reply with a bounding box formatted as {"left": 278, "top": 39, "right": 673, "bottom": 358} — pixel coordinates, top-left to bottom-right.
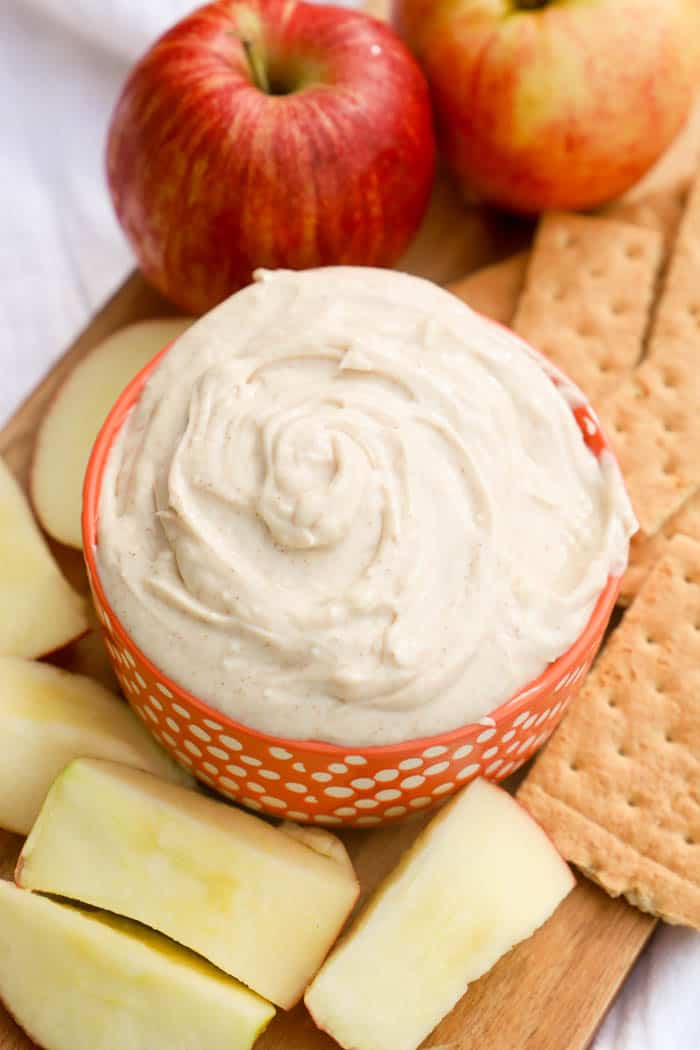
{"left": 17, "top": 758, "right": 360, "bottom": 1009}
{"left": 0, "top": 880, "right": 275, "bottom": 1050}
{"left": 0, "top": 657, "right": 191, "bottom": 836}
{"left": 31, "top": 317, "right": 193, "bottom": 548}
{"left": 0, "top": 456, "right": 87, "bottom": 658}
{"left": 305, "top": 778, "right": 575, "bottom": 1050}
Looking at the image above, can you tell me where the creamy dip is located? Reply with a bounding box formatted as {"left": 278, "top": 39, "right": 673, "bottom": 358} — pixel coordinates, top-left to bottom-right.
{"left": 97, "top": 267, "right": 636, "bottom": 745}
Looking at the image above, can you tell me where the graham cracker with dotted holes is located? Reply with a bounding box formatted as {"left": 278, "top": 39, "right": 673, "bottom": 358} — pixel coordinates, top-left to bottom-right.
{"left": 519, "top": 534, "right": 700, "bottom": 929}
{"left": 602, "top": 171, "right": 700, "bottom": 536}
{"left": 449, "top": 178, "right": 689, "bottom": 332}
{"left": 603, "top": 178, "right": 691, "bottom": 257}
{"left": 620, "top": 491, "right": 700, "bottom": 605}
{"left": 513, "top": 213, "right": 663, "bottom": 402}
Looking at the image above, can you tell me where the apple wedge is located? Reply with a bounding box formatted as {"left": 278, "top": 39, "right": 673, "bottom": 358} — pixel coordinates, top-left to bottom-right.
{"left": 0, "top": 657, "right": 190, "bottom": 835}
{"left": 31, "top": 317, "right": 193, "bottom": 548}
{"left": 0, "top": 456, "right": 87, "bottom": 658}
{"left": 0, "top": 880, "right": 275, "bottom": 1050}
{"left": 305, "top": 778, "right": 575, "bottom": 1050}
{"left": 17, "top": 758, "right": 360, "bottom": 1009}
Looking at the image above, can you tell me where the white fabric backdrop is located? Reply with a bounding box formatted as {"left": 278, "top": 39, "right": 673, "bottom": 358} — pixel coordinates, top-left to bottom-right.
{"left": 2, "top": 1, "right": 699, "bottom": 1046}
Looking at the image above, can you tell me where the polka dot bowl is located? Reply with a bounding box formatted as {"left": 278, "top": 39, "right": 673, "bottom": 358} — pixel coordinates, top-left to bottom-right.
{"left": 83, "top": 332, "right": 623, "bottom": 828}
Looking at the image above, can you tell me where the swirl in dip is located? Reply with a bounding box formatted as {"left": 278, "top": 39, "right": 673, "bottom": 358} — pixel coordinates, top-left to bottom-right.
{"left": 97, "top": 267, "right": 636, "bottom": 746}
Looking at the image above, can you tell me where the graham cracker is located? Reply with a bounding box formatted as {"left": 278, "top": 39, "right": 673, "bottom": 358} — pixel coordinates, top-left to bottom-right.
{"left": 513, "top": 213, "right": 663, "bottom": 402}
{"left": 519, "top": 534, "right": 700, "bottom": 929}
{"left": 601, "top": 171, "right": 700, "bottom": 535}
{"left": 620, "top": 490, "right": 700, "bottom": 605}
{"left": 448, "top": 252, "right": 528, "bottom": 326}
{"left": 602, "top": 178, "right": 691, "bottom": 256}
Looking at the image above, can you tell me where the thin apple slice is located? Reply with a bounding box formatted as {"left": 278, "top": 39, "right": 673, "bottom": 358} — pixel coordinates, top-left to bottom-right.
{"left": 31, "top": 317, "right": 193, "bottom": 549}
{"left": 0, "top": 456, "right": 87, "bottom": 658}
{"left": 0, "top": 656, "right": 190, "bottom": 836}
{"left": 0, "top": 880, "right": 275, "bottom": 1050}
{"left": 17, "top": 758, "right": 360, "bottom": 1009}
{"left": 305, "top": 778, "right": 575, "bottom": 1050}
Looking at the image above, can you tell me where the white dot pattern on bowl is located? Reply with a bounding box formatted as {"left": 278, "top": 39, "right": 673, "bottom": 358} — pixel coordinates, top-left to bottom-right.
{"left": 269, "top": 747, "right": 293, "bottom": 760}
{"left": 453, "top": 744, "right": 473, "bottom": 760}
{"left": 188, "top": 725, "right": 211, "bottom": 741}
{"left": 261, "top": 796, "right": 287, "bottom": 810}
{"left": 399, "top": 757, "right": 423, "bottom": 771}
{"left": 96, "top": 605, "right": 595, "bottom": 828}
{"left": 425, "top": 761, "right": 450, "bottom": 777}
{"left": 422, "top": 745, "right": 448, "bottom": 759}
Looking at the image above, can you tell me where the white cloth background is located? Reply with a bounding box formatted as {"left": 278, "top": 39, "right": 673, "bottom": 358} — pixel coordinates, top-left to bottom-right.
{"left": 2, "top": 1, "right": 699, "bottom": 1046}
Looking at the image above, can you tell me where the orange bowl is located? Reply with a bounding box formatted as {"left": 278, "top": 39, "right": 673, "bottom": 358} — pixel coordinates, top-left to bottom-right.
{"left": 83, "top": 332, "right": 621, "bottom": 828}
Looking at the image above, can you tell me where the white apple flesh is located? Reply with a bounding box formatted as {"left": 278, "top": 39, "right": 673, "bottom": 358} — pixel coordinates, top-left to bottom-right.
{"left": 17, "top": 758, "right": 360, "bottom": 1009}
{"left": 305, "top": 778, "right": 575, "bottom": 1050}
{"left": 31, "top": 317, "right": 193, "bottom": 549}
{"left": 0, "top": 656, "right": 190, "bottom": 836}
{"left": 0, "top": 880, "right": 275, "bottom": 1050}
{"left": 0, "top": 456, "right": 87, "bottom": 658}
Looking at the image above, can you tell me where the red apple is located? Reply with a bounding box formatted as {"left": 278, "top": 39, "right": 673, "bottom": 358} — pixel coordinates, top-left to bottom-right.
{"left": 392, "top": 0, "right": 699, "bottom": 214}
{"left": 107, "top": 0, "right": 436, "bottom": 314}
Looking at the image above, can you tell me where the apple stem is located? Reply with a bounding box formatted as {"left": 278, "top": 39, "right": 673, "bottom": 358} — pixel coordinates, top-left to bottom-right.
{"left": 242, "top": 37, "right": 270, "bottom": 94}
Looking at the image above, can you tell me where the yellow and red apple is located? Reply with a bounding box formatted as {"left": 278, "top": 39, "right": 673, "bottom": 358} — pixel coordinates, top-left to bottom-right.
{"left": 107, "top": 0, "right": 436, "bottom": 313}
{"left": 393, "top": 0, "right": 699, "bottom": 214}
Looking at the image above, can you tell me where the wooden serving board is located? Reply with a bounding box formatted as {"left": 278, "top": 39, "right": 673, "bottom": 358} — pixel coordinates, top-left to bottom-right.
{"left": 0, "top": 185, "right": 658, "bottom": 1050}
{"left": 10, "top": 0, "right": 700, "bottom": 1037}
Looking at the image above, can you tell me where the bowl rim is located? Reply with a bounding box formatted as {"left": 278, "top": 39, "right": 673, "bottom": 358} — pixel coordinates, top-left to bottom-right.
{"left": 82, "top": 324, "right": 622, "bottom": 757}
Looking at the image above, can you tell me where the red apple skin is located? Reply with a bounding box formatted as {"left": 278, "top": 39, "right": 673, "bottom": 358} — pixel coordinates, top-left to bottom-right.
{"left": 107, "top": 0, "right": 436, "bottom": 314}
{"left": 392, "top": 0, "right": 699, "bottom": 214}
